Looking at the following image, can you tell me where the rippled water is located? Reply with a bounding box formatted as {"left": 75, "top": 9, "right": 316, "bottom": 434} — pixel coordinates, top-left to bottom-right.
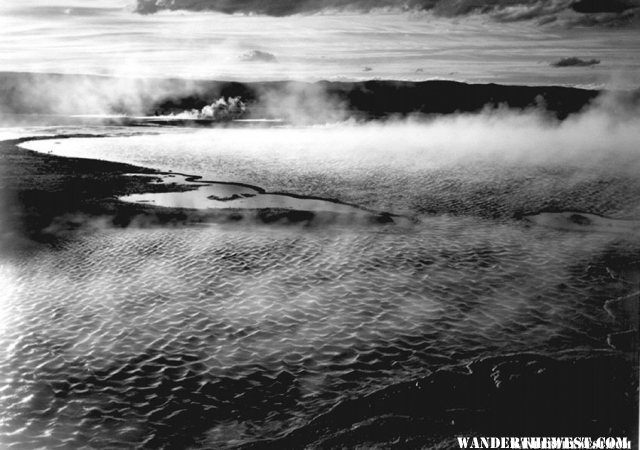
{"left": 3, "top": 128, "right": 640, "bottom": 448}
{"left": 20, "top": 125, "right": 640, "bottom": 219}
{"left": 1, "top": 219, "right": 636, "bottom": 448}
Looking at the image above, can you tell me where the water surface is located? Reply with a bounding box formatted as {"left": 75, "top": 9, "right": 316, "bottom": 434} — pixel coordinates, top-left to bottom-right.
{"left": 3, "top": 128, "right": 639, "bottom": 448}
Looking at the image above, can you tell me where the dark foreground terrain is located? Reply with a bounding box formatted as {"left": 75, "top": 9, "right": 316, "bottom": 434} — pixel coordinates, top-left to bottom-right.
{"left": 0, "top": 137, "right": 196, "bottom": 252}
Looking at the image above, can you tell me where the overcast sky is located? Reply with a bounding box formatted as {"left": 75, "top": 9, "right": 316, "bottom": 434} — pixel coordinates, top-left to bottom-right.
{"left": 0, "top": 0, "right": 639, "bottom": 86}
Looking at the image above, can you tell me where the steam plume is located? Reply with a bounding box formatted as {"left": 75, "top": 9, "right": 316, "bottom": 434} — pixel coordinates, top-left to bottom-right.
{"left": 170, "top": 97, "right": 246, "bottom": 120}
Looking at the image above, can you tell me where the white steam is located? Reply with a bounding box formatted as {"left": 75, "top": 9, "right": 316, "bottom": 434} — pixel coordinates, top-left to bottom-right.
{"left": 255, "top": 82, "right": 349, "bottom": 124}
{"left": 0, "top": 73, "right": 206, "bottom": 118}
{"left": 169, "top": 97, "right": 246, "bottom": 121}
{"left": 20, "top": 89, "right": 640, "bottom": 180}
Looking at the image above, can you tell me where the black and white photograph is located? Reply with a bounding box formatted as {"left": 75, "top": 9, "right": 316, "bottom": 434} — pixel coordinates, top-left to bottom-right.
{"left": 0, "top": 0, "right": 639, "bottom": 448}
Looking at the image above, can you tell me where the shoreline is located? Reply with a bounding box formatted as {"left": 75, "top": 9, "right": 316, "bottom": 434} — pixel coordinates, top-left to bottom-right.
{"left": 0, "top": 136, "right": 403, "bottom": 253}
{"left": 5, "top": 133, "right": 640, "bottom": 254}
{"left": 0, "top": 135, "right": 226, "bottom": 253}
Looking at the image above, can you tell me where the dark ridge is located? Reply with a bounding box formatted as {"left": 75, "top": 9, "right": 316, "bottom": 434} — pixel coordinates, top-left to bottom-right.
{"left": 0, "top": 72, "right": 601, "bottom": 121}
{"left": 154, "top": 79, "right": 600, "bottom": 121}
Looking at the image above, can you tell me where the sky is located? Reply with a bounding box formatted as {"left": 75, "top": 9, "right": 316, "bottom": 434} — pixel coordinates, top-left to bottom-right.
{"left": 0, "top": 0, "right": 639, "bottom": 86}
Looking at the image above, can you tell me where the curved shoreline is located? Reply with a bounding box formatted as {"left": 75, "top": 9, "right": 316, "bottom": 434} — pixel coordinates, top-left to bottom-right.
{"left": 9, "top": 134, "right": 640, "bottom": 242}
{"left": 119, "top": 169, "right": 399, "bottom": 219}
{"left": 17, "top": 135, "right": 409, "bottom": 224}
{"left": 1, "top": 134, "right": 410, "bottom": 253}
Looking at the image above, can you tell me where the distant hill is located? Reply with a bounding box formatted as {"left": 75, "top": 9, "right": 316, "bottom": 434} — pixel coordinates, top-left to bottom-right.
{"left": 0, "top": 72, "right": 602, "bottom": 121}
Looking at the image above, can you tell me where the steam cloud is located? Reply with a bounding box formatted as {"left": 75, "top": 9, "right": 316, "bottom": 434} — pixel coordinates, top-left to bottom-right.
{"left": 17, "top": 87, "right": 640, "bottom": 230}
{"left": 170, "top": 97, "right": 246, "bottom": 120}
{"left": 22, "top": 89, "right": 640, "bottom": 181}
{"left": 0, "top": 73, "right": 207, "bottom": 119}
{"left": 134, "top": 0, "right": 640, "bottom": 28}
{"left": 255, "top": 81, "right": 349, "bottom": 124}
{"left": 0, "top": 74, "right": 342, "bottom": 124}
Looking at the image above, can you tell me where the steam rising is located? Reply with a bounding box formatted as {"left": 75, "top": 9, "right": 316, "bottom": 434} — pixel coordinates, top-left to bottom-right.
{"left": 0, "top": 73, "right": 205, "bottom": 118}
{"left": 4, "top": 71, "right": 640, "bottom": 183}
{"left": 18, "top": 87, "right": 640, "bottom": 223}
{"left": 255, "top": 82, "right": 349, "bottom": 124}
{"left": 170, "top": 97, "right": 246, "bottom": 120}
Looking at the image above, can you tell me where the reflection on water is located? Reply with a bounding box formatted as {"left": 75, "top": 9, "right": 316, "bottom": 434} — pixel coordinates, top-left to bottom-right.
{"left": 120, "top": 176, "right": 370, "bottom": 216}
{"left": 0, "top": 217, "right": 635, "bottom": 448}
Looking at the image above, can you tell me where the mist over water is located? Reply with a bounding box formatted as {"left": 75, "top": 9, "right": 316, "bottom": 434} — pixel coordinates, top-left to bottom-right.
{"left": 20, "top": 95, "right": 640, "bottom": 217}
{"left": 3, "top": 94, "right": 640, "bottom": 447}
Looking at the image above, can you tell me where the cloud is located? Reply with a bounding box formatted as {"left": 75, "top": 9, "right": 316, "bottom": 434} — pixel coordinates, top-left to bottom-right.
{"left": 570, "top": 0, "right": 636, "bottom": 14}
{"left": 9, "top": 5, "right": 121, "bottom": 16}
{"left": 239, "top": 50, "right": 277, "bottom": 63}
{"left": 564, "top": 8, "right": 640, "bottom": 26}
{"left": 432, "top": 0, "right": 565, "bottom": 19}
{"left": 551, "top": 57, "right": 601, "bottom": 67}
{"left": 134, "top": 0, "right": 640, "bottom": 28}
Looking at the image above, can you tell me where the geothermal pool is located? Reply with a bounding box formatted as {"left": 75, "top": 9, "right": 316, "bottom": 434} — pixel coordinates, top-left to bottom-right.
{"left": 2, "top": 124, "right": 639, "bottom": 448}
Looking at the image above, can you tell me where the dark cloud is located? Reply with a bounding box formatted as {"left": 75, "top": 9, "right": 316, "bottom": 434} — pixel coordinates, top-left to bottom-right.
{"left": 551, "top": 57, "right": 601, "bottom": 67}
{"left": 134, "top": 0, "right": 640, "bottom": 28}
{"left": 239, "top": 50, "right": 277, "bottom": 62}
{"left": 135, "top": 0, "right": 551, "bottom": 16}
{"left": 430, "top": 0, "right": 565, "bottom": 19}
{"left": 566, "top": 8, "right": 640, "bottom": 26}
{"left": 570, "top": 0, "right": 636, "bottom": 14}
